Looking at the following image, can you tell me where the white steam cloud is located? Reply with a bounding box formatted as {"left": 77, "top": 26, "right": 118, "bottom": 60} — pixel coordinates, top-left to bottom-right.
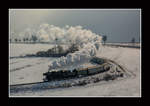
{"left": 19, "top": 24, "right": 101, "bottom": 44}
{"left": 19, "top": 24, "right": 102, "bottom": 70}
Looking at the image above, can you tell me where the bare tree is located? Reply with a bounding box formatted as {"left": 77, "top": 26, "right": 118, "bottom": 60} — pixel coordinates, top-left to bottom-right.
{"left": 23, "top": 38, "right": 26, "bottom": 43}
{"left": 26, "top": 38, "right": 29, "bottom": 43}
{"left": 55, "top": 38, "right": 58, "bottom": 53}
{"left": 131, "top": 37, "right": 135, "bottom": 46}
{"left": 102, "top": 35, "right": 107, "bottom": 45}
{"left": 131, "top": 37, "right": 135, "bottom": 43}
{"left": 18, "top": 39, "right": 21, "bottom": 42}
{"left": 15, "top": 38, "right": 18, "bottom": 43}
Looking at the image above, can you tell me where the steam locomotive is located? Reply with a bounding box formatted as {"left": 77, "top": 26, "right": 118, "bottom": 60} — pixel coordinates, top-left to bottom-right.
{"left": 43, "top": 58, "right": 111, "bottom": 82}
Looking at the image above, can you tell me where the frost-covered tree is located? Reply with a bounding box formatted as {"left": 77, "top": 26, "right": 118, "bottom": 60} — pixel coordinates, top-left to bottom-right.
{"left": 23, "top": 38, "right": 26, "bottom": 42}
{"left": 26, "top": 38, "right": 29, "bottom": 43}
{"left": 31, "top": 35, "right": 38, "bottom": 43}
{"left": 18, "top": 39, "right": 21, "bottom": 42}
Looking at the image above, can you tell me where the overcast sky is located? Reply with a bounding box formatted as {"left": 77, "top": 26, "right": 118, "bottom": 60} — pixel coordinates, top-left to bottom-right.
{"left": 9, "top": 9, "right": 141, "bottom": 43}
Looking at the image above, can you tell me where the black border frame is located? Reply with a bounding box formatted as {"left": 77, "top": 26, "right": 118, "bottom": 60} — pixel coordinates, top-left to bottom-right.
{"left": 7, "top": 8, "right": 143, "bottom": 104}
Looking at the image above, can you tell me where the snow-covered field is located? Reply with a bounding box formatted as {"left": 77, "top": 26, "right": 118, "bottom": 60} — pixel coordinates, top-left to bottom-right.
{"left": 105, "top": 43, "right": 140, "bottom": 49}
{"left": 106, "top": 42, "right": 140, "bottom": 46}
{"left": 9, "top": 43, "right": 69, "bottom": 57}
{"left": 9, "top": 44, "right": 58, "bottom": 85}
{"left": 9, "top": 44, "right": 141, "bottom": 96}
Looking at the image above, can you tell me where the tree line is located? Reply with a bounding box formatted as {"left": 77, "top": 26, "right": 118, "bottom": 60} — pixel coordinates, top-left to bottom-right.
{"left": 9, "top": 34, "right": 139, "bottom": 44}
{"left": 101, "top": 35, "right": 139, "bottom": 45}
{"left": 9, "top": 35, "right": 38, "bottom": 43}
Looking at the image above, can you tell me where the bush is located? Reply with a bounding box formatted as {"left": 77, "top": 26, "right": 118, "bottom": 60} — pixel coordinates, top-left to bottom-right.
{"left": 77, "top": 80, "right": 87, "bottom": 86}
{"left": 63, "top": 83, "right": 72, "bottom": 87}
{"left": 57, "top": 45, "right": 64, "bottom": 53}
{"left": 93, "top": 78, "right": 100, "bottom": 83}
{"left": 36, "top": 51, "right": 46, "bottom": 56}
{"left": 104, "top": 74, "right": 115, "bottom": 81}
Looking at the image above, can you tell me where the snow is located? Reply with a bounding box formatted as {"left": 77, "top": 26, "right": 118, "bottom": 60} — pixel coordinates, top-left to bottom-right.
{"left": 9, "top": 44, "right": 141, "bottom": 96}
{"left": 9, "top": 44, "right": 69, "bottom": 57}
{"left": 9, "top": 44, "right": 54, "bottom": 57}
{"left": 9, "top": 57, "right": 58, "bottom": 85}
{"left": 106, "top": 43, "right": 140, "bottom": 47}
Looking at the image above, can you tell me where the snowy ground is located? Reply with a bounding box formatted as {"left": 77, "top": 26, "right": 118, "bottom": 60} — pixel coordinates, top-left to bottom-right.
{"left": 9, "top": 44, "right": 141, "bottom": 97}
{"left": 9, "top": 43, "right": 69, "bottom": 57}
{"left": 106, "top": 42, "right": 140, "bottom": 46}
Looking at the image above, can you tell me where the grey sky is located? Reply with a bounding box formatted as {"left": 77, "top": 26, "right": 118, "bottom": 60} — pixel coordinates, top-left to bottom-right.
{"left": 9, "top": 9, "right": 141, "bottom": 42}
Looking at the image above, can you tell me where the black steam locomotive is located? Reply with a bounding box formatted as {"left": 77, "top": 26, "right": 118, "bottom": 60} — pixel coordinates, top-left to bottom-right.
{"left": 43, "top": 57, "right": 110, "bottom": 82}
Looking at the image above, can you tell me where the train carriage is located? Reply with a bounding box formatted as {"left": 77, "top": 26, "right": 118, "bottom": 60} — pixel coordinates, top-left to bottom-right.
{"left": 76, "top": 68, "right": 88, "bottom": 76}
{"left": 88, "top": 65, "right": 102, "bottom": 75}
{"left": 43, "top": 57, "right": 112, "bottom": 82}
